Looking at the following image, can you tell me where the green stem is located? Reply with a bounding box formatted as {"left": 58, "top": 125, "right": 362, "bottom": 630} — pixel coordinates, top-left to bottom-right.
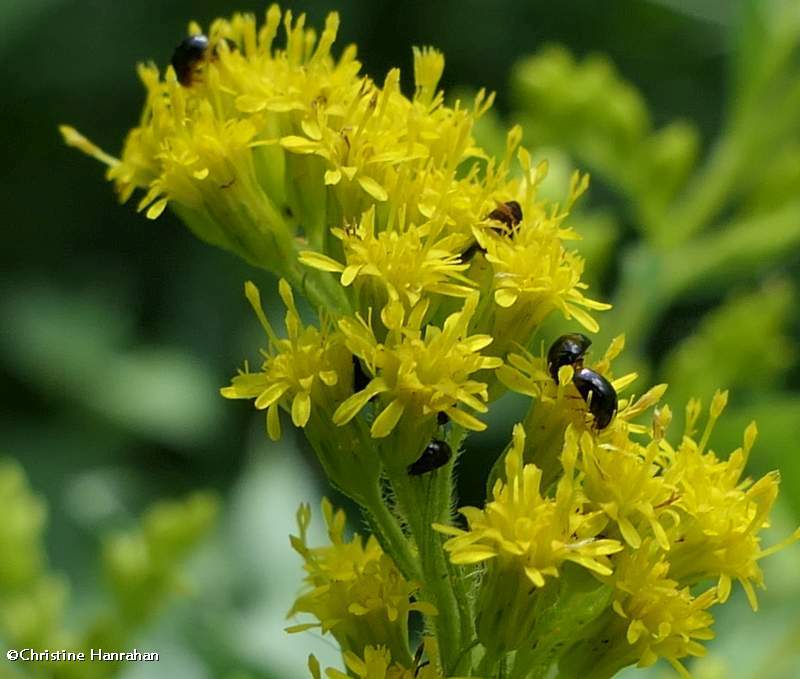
{"left": 285, "top": 262, "right": 351, "bottom": 316}
{"left": 361, "top": 485, "right": 421, "bottom": 583}
{"left": 449, "top": 557, "right": 476, "bottom": 663}
{"left": 476, "top": 645, "right": 502, "bottom": 678}
{"left": 654, "top": 75, "right": 800, "bottom": 249}
{"left": 388, "top": 466, "right": 463, "bottom": 675}
{"left": 654, "top": 130, "right": 745, "bottom": 246}
{"left": 509, "top": 648, "right": 550, "bottom": 679}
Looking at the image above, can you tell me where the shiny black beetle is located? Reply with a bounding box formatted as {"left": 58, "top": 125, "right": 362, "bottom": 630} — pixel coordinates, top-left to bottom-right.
{"left": 352, "top": 355, "right": 371, "bottom": 392}
{"left": 572, "top": 367, "right": 618, "bottom": 430}
{"left": 407, "top": 440, "right": 452, "bottom": 476}
{"left": 171, "top": 34, "right": 210, "bottom": 86}
{"left": 547, "top": 333, "right": 592, "bottom": 382}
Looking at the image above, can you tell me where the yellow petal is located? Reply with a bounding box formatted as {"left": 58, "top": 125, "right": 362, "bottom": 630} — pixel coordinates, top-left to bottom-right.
{"left": 236, "top": 94, "right": 267, "bottom": 113}
{"left": 495, "top": 288, "right": 518, "bottom": 308}
{"left": 267, "top": 404, "right": 281, "bottom": 441}
{"left": 145, "top": 198, "right": 168, "bottom": 220}
{"left": 450, "top": 548, "right": 497, "bottom": 565}
{"left": 447, "top": 408, "right": 487, "bottom": 431}
{"left": 255, "top": 382, "right": 290, "bottom": 410}
{"left": 333, "top": 380, "right": 388, "bottom": 425}
{"left": 280, "top": 136, "right": 320, "bottom": 153}
{"left": 341, "top": 264, "right": 363, "bottom": 286}
{"left": 299, "top": 250, "right": 345, "bottom": 273}
{"left": 370, "top": 398, "right": 406, "bottom": 438}
{"left": 292, "top": 391, "right": 311, "bottom": 427}
{"left": 564, "top": 302, "right": 601, "bottom": 333}
{"left": 357, "top": 175, "right": 388, "bottom": 201}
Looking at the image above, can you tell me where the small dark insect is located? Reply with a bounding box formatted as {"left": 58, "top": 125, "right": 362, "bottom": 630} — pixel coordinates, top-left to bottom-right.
{"left": 407, "top": 439, "right": 452, "bottom": 476}
{"left": 437, "top": 411, "right": 449, "bottom": 426}
{"left": 572, "top": 367, "right": 618, "bottom": 430}
{"left": 352, "top": 356, "right": 371, "bottom": 392}
{"left": 414, "top": 660, "right": 431, "bottom": 678}
{"left": 171, "top": 34, "right": 210, "bottom": 86}
{"left": 547, "top": 333, "right": 592, "bottom": 383}
{"left": 460, "top": 241, "right": 484, "bottom": 263}
{"left": 487, "top": 200, "right": 523, "bottom": 233}
{"left": 461, "top": 201, "right": 523, "bottom": 262}
{"left": 412, "top": 644, "right": 429, "bottom": 678}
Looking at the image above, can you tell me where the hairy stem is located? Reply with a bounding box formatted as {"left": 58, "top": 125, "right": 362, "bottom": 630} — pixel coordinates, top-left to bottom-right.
{"left": 361, "top": 485, "right": 421, "bottom": 583}
{"left": 389, "top": 465, "right": 464, "bottom": 674}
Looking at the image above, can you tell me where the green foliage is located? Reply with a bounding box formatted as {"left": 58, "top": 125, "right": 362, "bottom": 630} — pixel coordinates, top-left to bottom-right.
{"left": 0, "top": 459, "right": 217, "bottom": 678}
{"left": 510, "top": 0, "right": 800, "bottom": 412}
{"left": 512, "top": 45, "right": 699, "bottom": 231}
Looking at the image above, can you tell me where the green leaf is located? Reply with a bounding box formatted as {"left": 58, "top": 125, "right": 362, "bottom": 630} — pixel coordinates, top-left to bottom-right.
{"left": 518, "top": 564, "right": 613, "bottom": 678}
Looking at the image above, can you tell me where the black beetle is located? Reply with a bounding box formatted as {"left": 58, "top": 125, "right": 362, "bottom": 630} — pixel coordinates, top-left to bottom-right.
{"left": 352, "top": 356, "right": 371, "bottom": 392}
{"left": 460, "top": 240, "right": 484, "bottom": 263}
{"left": 407, "top": 440, "right": 452, "bottom": 475}
{"left": 171, "top": 34, "right": 210, "bottom": 86}
{"left": 436, "top": 411, "right": 449, "bottom": 426}
{"left": 547, "top": 333, "right": 592, "bottom": 382}
{"left": 572, "top": 367, "right": 618, "bottom": 430}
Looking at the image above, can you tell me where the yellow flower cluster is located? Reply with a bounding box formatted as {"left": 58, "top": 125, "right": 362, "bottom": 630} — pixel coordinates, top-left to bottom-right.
{"left": 441, "top": 342, "right": 799, "bottom": 674}
{"left": 436, "top": 424, "right": 622, "bottom": 653}
{"left": 289, "top": 500, "right": 435, "bottom": 668}
{"left": 308, "top": 643, "right": 443, "bottom": 679}
{"left": 61, "top": 4, "right": 605, "bottom": 326}
{"left": 221, "top": 279, "right": 349, "bottom": 440}
{"left": 61, "top": 6, "right": 800, "bottom": 678}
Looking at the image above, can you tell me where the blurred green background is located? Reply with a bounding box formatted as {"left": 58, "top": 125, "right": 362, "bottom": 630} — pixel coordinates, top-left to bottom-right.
{"left": 2, "top": 0, "right": 799, "bottom": 677}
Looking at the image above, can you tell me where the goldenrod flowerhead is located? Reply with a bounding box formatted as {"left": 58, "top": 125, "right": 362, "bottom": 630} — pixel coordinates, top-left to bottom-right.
{"left": 471, "top": 157, "right": 610, "bottom": 354}
{"left": 309, "top": 643, "right": 443, "bottom": 679}
{"left": 571, "top": 429, "right": 676, "bottom": 551}
{"left": 332, "top": 294, "right": 501, "bottom": 467}
{"left": 435, "top": 425, "right": 622, "bottom": 652}
{"left": 289, "top": 500, "right": 434, "bottom": 665}
{"left": 221, "top": 280, "right": 349, "bottom": 440}
{"left": 221, "top": 280, "right": 384, "bottom": 501}
{"left": 300, "top": 206, "right": 474, "bottom": 328}
{"left": 495, "top": 335, "right": 653, "bottom": 487}
{"left": 438, "top": 425, "right": 621, "bottom": 580}
{"left": 61, "top": 7, "right": 497, "bottom": 303}
{"left": 562, "top": 542, "right": 716, "bottom": 679}
{"left": 660, "top": 391, "right": 800, "bottom": 609}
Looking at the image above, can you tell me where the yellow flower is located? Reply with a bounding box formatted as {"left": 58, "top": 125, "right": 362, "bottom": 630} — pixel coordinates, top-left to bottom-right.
{"left": 571, "top": 429, "right": 676, "bottom": 550}
{"left": 435, "top": 424, "right": 622, "bottom": 652}
{"left": 300, "top": 206, "right": 475, "bottom": 328}
{"left": 437, "top": 424, "right": 621, "bottom": 581}
{"left": 586, "top": 542, "right": 716, "bottom": 679}
{"left": 221, "top": 280, "right": 349, "bottom": 440}
{"left": 470, "top": 158, "right": 610, "bottom": 356}
{"left": 558, "top": 542, "right": 717, "bottom": 679}
{"left": 660, "top": 391, "right": 800, "bottom": 610}
{"left": 494, "top": 335, "right": 654, "bottom": 487}
{"left": 332, "top": 294, "right": 501, "bottom": 467}
{"left": 308, "top": 643, "right": 444, "bottom": 679}
{"left": 221, "top": 280, "right": 384, "bottom": 502}
{"left": 289, "top": 500, "right": 435, "bottom": 665}
{"left": 61, "top": 8, "right": 496, "bottom": 309}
